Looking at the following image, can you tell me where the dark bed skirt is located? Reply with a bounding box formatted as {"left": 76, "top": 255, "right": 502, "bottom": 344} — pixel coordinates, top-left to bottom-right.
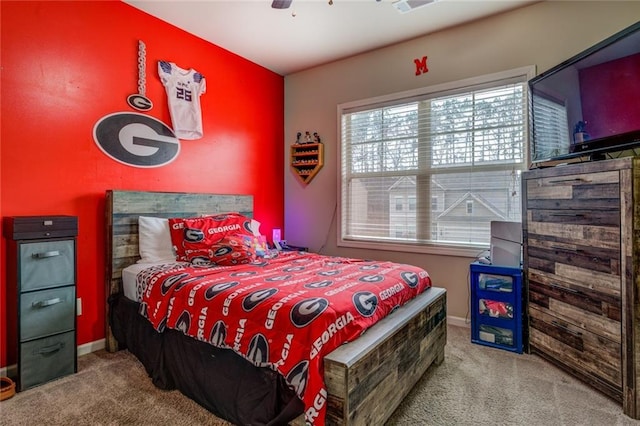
{"left": 109, "top": 294, "right": 304, "bottom": 426}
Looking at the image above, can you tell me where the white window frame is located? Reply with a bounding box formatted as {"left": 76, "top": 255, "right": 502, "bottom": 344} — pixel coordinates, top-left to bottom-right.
{"left": 395, "top": 196, "right": 403, "bottom": 211}
{"left": 336, "top": 66, "right": 535, "bottom": 257}
{"left": 466, "top": 200, "right": 474, "bottom": 215}
{"left": 409, "top": 196, "right": 416, "bottom": 211}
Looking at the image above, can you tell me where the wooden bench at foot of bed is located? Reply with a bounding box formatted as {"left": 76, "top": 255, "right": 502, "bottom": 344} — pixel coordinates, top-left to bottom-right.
{"left": 292, "top": 286, "right": 447, "bottom": 425}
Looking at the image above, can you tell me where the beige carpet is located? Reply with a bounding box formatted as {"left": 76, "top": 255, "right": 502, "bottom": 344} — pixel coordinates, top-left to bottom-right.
{"left": 2, "top": 325, "right": 639, "bottom": 425}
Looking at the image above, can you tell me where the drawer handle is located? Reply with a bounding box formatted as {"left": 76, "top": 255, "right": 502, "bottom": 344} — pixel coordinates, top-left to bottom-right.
{"left": 547, "top": 178, "right": 588, "bottom": 184}
{"left": 550, "top": 246, "right": 582, "bottom": 253}
{"left": 549, "top": 247, "right": 600, "bottom": 263}
{"left": 37, "top": 342, "right": 64, "bottom": 355}
{"left": 32, "top": 297, "right": 63, "bottom": 308}
{"left": 549, "top": 283, "right": 579, "bottom": 294}
{"left": 549, "top": 213, "right": 585, "bottom": 217}
{"left": 551, "top": 320, "right": 583, "bottom": 337}
{"left": 32, "top": 250, "right": 60, "bottom": 259}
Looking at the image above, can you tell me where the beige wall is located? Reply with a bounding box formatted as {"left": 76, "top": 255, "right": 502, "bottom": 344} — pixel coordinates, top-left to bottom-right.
{"left": 283, "top": 1, "right": 640, "bottom": 322}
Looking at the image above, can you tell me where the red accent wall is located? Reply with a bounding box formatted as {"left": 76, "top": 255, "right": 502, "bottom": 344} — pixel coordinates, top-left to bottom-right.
{"left": 0, "top": 1, "right": 284, "bottom": 367}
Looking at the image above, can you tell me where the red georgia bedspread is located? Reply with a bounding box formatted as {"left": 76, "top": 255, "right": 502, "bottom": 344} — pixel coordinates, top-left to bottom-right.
{"left": 138, "top": 251, "right": 432, "bottom": 425}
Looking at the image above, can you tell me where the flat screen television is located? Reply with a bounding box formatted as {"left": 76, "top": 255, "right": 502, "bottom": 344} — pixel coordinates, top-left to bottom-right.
{"left": 529, "top": 21, "right": 640, "bottom": 164}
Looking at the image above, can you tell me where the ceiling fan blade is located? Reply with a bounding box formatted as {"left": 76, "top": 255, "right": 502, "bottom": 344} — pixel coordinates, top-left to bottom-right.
{"left": 271, "top": 0, "right": 293, "bottom": 9}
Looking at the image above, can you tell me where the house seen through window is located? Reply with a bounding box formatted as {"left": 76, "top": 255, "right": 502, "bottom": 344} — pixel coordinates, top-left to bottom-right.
{"left": 339, "top": 67, "right": 533, "bottom": 253}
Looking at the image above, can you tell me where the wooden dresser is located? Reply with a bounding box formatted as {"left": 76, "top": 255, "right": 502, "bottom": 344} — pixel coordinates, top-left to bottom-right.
{"left": 522, "top": 157, "right": 640, "bottom": 418}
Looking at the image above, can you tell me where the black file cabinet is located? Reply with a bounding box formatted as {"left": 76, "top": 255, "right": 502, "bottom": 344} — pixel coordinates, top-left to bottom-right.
{"left": 4, "top": 216, "right": 78, "bottom": 391}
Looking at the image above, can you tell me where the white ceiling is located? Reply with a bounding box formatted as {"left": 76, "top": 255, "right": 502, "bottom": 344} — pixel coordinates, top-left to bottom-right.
{"left": 124, "top": 0, "right": 539, "bottom": 76}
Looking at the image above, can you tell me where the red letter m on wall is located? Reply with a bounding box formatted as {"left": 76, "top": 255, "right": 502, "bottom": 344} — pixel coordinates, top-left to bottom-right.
{"left": 414, "top": 56, "right": 428, "bottom": 76}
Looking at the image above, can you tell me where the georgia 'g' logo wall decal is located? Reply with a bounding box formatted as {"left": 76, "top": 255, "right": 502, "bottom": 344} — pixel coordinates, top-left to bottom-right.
{"left": 93, "top": 40, "right": 190, "bottom": 168}
{"left": 93, "top": 112, "right": 180, "bottom": 167}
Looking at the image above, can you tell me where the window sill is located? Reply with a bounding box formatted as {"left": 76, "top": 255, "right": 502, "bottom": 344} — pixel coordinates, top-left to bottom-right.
{"left": 338, "top": 238, "right": 488, "bottom": 258}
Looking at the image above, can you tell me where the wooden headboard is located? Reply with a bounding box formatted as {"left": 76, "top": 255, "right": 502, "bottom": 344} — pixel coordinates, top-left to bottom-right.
{"left": 104, "top": 189, "right": 253, "bottom": 351}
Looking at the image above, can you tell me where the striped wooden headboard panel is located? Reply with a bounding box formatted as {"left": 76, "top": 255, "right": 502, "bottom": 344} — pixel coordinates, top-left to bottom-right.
{"left": 104, "top": 189, "right": 253, "bottom": 351}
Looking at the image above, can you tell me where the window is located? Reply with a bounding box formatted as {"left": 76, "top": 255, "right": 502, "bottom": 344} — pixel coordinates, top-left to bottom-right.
{"left": 338, "top": 67, "right": 534, "bottom": 255}
{"left": 466, "top": 200, "right": 474, "bottom": 215}
{"left": 409, "top": 196, "right": 416, "bottom": 211}
{"left": 395, "top": 196, "right": 403, "bottom": 211}
{"left": 431, "top": 195, "right": 441, "bottom": 212}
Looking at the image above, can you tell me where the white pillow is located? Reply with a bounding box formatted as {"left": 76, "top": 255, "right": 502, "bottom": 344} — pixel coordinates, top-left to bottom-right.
{"left": 137, "top": 216, "right": 176, "bottom": 263}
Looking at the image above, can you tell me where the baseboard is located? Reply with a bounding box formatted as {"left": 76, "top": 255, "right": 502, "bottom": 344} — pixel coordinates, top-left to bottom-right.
{"left": 447, "top": 315, "right": 470, "bottom": 328}
{"left": 0, "top": 364, "right": 17, "bottom": 379}
{"left": 1, "top": 339, "right": 106, "bottom": 378}
{"left": 77, "top": 338, "right": 106, "bottom": 357}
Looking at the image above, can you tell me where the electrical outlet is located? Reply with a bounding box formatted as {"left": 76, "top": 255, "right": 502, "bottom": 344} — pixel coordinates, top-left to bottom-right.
{"left": 77, "top": 298, "right": 82, "bottom": 316}
{"left": 272, "top": 228, "right": 282, "bottom": 242}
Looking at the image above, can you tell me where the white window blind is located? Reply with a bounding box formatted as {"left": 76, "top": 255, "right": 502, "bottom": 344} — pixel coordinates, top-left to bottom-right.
{"left": 530, "top": 93, "right": 570, "bottom": 161}
{"left": 339, "top": 68, "right": 532, "bottom": 253}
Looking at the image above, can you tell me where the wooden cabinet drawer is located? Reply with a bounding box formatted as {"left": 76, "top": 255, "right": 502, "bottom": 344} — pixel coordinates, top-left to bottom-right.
{"left": 4, "top": 216, "right": 77, "bottom": 240}
{"left": 527, "top": 208, "right": 620, "bottom": 227}
{"left": 527, "top": 237, "right": 620, "bottom": 276}
{"left": 525, "top": 170, "right": 620, "bottom": 209}
{"left": 19, "top": 331, "right": 76, "bottom": 391}
{"left": 20, "top": 286, "right": 75, "bottom": 341}
{"left": 19, "top": 240, "right": 75, "bottom": 291}
{"left": 528, "top": 272, "right": 620, "bottom": 342}
{"left": 530, "top": 306, "right": 621, "bottom": 390}
{"left": 526, "top": 170, "right": 620, "bottom": 247}
{"left": 527, "top": 262, "right": 621, "bottom": 302}
{"left": 526, "top": 213, "right": 620, "bottom": 246}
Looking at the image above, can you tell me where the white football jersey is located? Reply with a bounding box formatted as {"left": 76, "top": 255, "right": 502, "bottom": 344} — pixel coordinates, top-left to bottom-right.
{"left": 158, "top": 61, "right": 206, "bottom": 140}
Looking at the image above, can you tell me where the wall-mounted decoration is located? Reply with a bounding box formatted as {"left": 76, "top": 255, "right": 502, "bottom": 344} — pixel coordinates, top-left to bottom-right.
{"left": 158, "top": 61, "right": 206, "bottom": 140}
{"left": 93, "top": 112, "right": 180, "bottom": 167}
{"left": 291, "top": 131, "right": 323, "bottom": 185}
{"left": 414, "top": 55, "right": 428, "bottom": 76}
{"left": 95, "top": 40, "right": 181, "bottom": 167}
{"left": 127, "top": 40, "right": 153, "bottom": 111}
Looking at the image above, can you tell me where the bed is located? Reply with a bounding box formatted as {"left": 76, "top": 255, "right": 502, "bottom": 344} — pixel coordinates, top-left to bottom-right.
{"left": 104, "top": 189, "right": 447, "bottom": 425}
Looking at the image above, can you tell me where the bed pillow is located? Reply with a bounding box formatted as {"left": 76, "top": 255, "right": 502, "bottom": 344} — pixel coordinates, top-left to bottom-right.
{"left": 137, "top": 216, "right": 176, "bottom": 264}
{"left": 204, "top": 234, "right": 256, "bottom": 266}
{"left": 199, "top": 214, "right": 262, "bottom": 237}
{"left": 189, "top": 235, "right": 266, "bottom": 266}
{"left": 168, "top": 213, "right": 254, "bottom": 262}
